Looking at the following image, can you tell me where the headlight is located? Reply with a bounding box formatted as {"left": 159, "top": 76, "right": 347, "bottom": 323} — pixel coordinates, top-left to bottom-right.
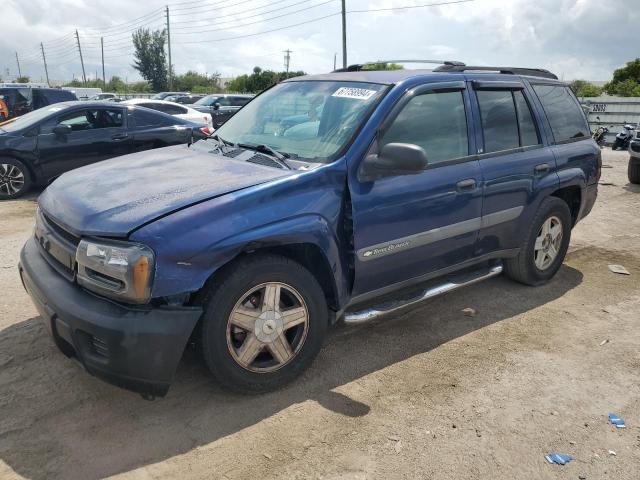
{"left": 76, "top": 238, "right": 155, "bottom": 304}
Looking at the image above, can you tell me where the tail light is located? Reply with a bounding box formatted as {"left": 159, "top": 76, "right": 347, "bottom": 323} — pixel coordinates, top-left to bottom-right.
{"left": 199, "top": 126, "right": 212, "bottom": 136}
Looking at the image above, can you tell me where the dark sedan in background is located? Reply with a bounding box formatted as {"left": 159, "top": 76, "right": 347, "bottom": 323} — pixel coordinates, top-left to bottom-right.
{"left": 192, "top": 93, "right": 254, "bottom": 129}
{"left": 0, "top": 101, "right": 208, "bottom": 199}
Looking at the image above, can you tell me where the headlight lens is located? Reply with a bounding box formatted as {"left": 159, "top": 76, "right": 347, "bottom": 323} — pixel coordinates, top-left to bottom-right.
{"left": 76, "top": 238, "right": 155, "bottom": 304}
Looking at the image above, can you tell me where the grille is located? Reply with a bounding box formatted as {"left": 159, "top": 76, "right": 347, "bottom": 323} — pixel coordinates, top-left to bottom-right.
{"left": 42, "top": 213, "right": 81, "bottom": 246}
{"left": 247, "top": 154, "right": 285, "bottom": 169}
{"left": 222, "top": 148, "right": 244, "bottom": 158}
{"left": 91, "top": 336, "right": 109, "bottom": 358}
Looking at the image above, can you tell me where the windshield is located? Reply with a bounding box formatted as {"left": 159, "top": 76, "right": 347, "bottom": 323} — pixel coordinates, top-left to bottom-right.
{"left": 214, "top": 81, "right": 387, "bottom": 162}
{"left": 0, "top": 105, "right": 62, "bottom": 133}
{"left": 194, "top": 95, "right": 220, "bottom": 106}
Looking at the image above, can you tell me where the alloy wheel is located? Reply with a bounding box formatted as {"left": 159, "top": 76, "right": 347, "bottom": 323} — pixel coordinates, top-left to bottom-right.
{"left": 0, "top": 163, "right": 25, "bottom": 196}
{"left": 534, "top": 215, "right": 563, "bottom": 271}
{"left": 226, "top": 282, "right": 309, "bottom": 373}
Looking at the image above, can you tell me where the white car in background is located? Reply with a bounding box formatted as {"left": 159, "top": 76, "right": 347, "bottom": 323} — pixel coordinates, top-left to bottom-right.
{"left": 121, "top": 99, "right": 213, "bottom": 131}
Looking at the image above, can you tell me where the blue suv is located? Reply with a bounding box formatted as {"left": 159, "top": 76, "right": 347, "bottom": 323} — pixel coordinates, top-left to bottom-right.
{"left": 18, "top": 62, "right": 600, "bottom": 397}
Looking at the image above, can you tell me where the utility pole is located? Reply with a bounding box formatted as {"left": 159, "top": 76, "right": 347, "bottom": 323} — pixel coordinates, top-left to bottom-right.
{"left": 283, "top": 49, "right": 291, "bottom": 75}
{"left": 341, "top": 0, "right": 347, "bottom": 68}
{"left": 333, "top": 53, "right": 337, "bottom": 71}
{"left": 166, "top": 6, "right": 172, "bottom": 90}
{"left": 101, "top": 37, "right": 106, "bottom": 88}
{"left": 40, "top": 43, "right": 50, "bottom": 86}
{"left": 15, "top": 52, "right": 22, "bottom": 79}
{"left": 75, "top": 29, "right": 87, "bottom": 85}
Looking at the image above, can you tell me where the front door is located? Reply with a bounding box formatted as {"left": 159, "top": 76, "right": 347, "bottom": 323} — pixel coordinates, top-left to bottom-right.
{"left": 350, "top": 82, "right": 483, "bottom": 298}
{"left": 37, "top": 107, "right": 130, "bottom": 179}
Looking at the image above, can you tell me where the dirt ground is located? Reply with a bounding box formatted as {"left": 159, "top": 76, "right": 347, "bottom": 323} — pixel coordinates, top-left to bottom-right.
{"left": 0, "top": 149, "right": 638, "bottom": 480}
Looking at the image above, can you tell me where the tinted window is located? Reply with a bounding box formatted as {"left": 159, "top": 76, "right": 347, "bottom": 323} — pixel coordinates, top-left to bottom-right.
{"left": 533, "top": 85, "right": 589, "bottom": 142}
{"left": 56, "top": 108, "right": 123, "bottom": 131}
{"left": 380, "top": 91, "right": 468, "bottom": 164}
{"left": 139, "top": 102, "right": 186, "bottom": 115}
{"left": 477, "top": 90, "right": 519, "bottom": 153}
{"left": 230, "top": 96, "right": 250, "bottom": 107}
{"left": 133, "top": 108, "right": 174, "bottom": 128}
{"left": 513, "top": 90, "right": 540, "bottom": 146}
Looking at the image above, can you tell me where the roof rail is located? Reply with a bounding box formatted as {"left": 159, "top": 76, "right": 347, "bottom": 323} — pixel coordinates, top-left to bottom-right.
{"left": 333, "top": 59, "right": 466, "bottom": 73}
{"left": 432, "top": 64, "right": 558, "bottom": 80}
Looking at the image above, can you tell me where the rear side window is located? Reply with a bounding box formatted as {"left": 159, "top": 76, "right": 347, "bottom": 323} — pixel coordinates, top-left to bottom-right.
{"left": 477, "top": 89, "right": 541, "bottom": 153}
{"left": 532, "top": 85, "right": 589, "bottom": 142}
{"left": 231, "top": 96, "right": 250, "bottom": 107}
{"left": 133, "top": 108, "right": 174, "bottom": 128}
{"left": 381, "top": 90, "right": 468, "bottom": 164}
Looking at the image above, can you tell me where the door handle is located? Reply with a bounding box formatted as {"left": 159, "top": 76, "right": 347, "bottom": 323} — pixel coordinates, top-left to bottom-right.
{"left": 534, "top": 163, "right": 550, "bottom": 175}
{"left": 456, "top": 178, "right": 477, "bottom": 191}
{"left": 111, "top": 134, "right": 129, "bottom": 141}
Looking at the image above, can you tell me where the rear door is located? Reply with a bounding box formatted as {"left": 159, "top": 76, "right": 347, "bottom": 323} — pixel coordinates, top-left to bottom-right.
{"left": 129, "top": 108, "right": 191, "bottom": 152}
{"left": 470, "top": 80, "right": 558, "bottom": 255}
{"left": 37, "top": 106, "right": 130, "bottom": 179}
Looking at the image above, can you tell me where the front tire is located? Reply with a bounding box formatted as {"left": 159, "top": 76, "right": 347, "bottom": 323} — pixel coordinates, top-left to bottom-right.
{"left": 504, "top": 197, "right": 572, "bottom": 286}
{"left": 199, "top": 254, "right": 328, "bottom": 393}
{"left": 629, "top": 157, "right": 640, "bottom": 184}
{"left": 0, "top": 159, "right": 31, "bottom": 200}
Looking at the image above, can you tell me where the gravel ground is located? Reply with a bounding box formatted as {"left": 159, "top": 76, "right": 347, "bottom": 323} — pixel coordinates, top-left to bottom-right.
{"left": 0, "top": 149, "right": 638, "bottom": 480}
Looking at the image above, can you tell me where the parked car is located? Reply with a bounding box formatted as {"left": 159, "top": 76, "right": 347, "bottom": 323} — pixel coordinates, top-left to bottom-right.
{"left": 88, "top": 93, "right": 119, "bottom": 101}
{"left": 0, "top": 101, "right": 209, "bottom": 199}
{"left": 0, "top": 87, "right": 77, "bottom": 120}
{"left": 121, "top": 98, "right": 213, "bottom": 130}
{"left": 164, "top": 94, "right": 205, "bottom": 104}
{"left": 18, "top": 63, "right": 599, "bottom": 398}
{"left": 627, "top": 132, "right": 640, "bottom": 184}
{"left": 192, "top": 93, "right": 254, "bottom": 128}
{"left": 151, "top": 92, "right": 189, "bottom": 100}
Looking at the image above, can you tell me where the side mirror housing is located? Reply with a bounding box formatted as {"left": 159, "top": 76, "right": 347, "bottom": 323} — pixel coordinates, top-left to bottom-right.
{"left": 212, "top": 102, "right": 221, "bottom": 111}
{"left": 53, "top": 124, "right": 72, "bottom": 136}
{"left": 359, "top": 142, "right": 428, "bottom": 182}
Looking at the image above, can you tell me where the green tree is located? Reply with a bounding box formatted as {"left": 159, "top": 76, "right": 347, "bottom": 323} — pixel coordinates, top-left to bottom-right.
{"left": 604, "top": 59, "right": 640, "bottom": 96}
{"left": 173, "top": 70, "right": 222, "bottom": 93}
{"left": 16, "top": 76, "right": 30, "bottom": 83}
{"left": 569, "top": 80, "right": 602, "bottom": 97}
{"left": 361, "top": 62, "right": 404, "bottom": 71}
{"left": 226, "top": 67, "right": 306, "bottom": 93}
{"left": 132, "top": 28, "right": 168, "bottom": 92}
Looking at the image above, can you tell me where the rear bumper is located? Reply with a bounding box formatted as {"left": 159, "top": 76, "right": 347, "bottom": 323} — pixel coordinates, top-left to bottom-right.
{"left": 19, "top": 236, "right": 202, "bottom": 397}
{"left": 629, "top": 140, "right": 640, "bottom": 158}
{"left": 577, "top": 183, "right": 598, "bottom": 223}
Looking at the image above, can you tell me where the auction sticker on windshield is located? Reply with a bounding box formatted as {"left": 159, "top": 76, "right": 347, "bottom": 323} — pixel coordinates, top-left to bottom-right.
{"left": 332, "top": 87, "right": 377, "bottom": 100}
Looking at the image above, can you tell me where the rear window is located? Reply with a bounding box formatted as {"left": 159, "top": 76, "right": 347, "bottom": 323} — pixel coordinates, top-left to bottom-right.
{"left": 532, "top": 85, "right": 589, "bottom": 143}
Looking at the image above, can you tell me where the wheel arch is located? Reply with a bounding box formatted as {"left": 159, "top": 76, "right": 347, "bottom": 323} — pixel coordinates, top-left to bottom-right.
{"left": 550, "top": 184, "right": 582, "bottom": 226}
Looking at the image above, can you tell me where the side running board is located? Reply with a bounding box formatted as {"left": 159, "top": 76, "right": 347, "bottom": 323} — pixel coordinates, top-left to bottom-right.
{"left": 343, "top": 263, "right": 503, "bottom": 324}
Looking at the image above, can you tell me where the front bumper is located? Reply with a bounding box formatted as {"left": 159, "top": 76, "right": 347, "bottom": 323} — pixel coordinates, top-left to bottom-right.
{"left": 19, "top": 237, "right": 202, "bottom": 397}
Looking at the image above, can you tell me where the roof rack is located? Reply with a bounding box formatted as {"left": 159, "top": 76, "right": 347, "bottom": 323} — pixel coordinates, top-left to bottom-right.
{"left": 432, "top": 64, "right": 558, "bottom": 80}
{"left": 333, "top": 59, "right": 466, "bottom": 72}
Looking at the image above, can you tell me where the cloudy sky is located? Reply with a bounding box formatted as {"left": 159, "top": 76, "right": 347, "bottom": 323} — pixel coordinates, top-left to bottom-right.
{"left": 2, "top": 0, "right": 638, "bottom": 85}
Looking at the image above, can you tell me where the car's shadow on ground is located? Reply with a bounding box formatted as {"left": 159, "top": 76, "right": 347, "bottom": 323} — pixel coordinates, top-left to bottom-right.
{"left": 0, "top": 263, "right": 583, "bottom": 479}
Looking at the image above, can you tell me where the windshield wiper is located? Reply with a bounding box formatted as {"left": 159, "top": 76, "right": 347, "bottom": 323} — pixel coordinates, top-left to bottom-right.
{"left": 207, "top": 133, "right": 235, "bottom": 147}
{"left": 238, "top": 143, "right": 292, "bottom": 170}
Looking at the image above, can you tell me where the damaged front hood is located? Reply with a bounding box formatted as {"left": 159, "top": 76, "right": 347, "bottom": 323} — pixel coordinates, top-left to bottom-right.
{"left": 39, "top": 144, "right": 292, "bottom": 237}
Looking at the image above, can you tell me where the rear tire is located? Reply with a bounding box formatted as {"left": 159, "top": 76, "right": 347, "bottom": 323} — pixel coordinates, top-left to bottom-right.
{"left": 629, "top": 157, "right": 640, "bottom": 184}
{"left": 504, "top": 197, "right": 572, "bottom": 286}
{"left": 0, "top": 158, "right": 31, "bottom": 200}
{"left": 199, "top": 254, "right": 328, "bottom": 393}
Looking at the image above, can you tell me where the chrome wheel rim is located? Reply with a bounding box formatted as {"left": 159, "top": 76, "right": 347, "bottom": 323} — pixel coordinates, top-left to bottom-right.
{"left": 534, "top": 215, "right": 563, "bottom": 271}
{"left": 0, "top": 163, "right": 25, "bottom": 196}
{"left": 226, "top": 282, "right": 309, "bottom": 373}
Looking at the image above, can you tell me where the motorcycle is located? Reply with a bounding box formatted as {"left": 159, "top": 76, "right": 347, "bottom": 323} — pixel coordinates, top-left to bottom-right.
{"left": 612, "top": 121, "right": 635, "bottom": 150}
{"left": 592, "top": 117, "right": 609, "bottom": 148}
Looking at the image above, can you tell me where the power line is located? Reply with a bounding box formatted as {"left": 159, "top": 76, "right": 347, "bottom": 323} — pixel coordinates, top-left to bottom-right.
{"left": 172, "top": 0, "right": 336, "bottom": 35}
{"left": 170, "top": 0, "right": 312, "bottom": 26}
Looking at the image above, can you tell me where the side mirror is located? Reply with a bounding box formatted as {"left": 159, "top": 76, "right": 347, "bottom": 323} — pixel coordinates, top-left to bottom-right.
{"left": 53, "top": 124, "right": 72, "bottom": 136}
{"left": 359, "top": 143, "right": 428, "bottom": 182}
{"left": 212, "top": 102, "right": 221, "bottom": 111}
